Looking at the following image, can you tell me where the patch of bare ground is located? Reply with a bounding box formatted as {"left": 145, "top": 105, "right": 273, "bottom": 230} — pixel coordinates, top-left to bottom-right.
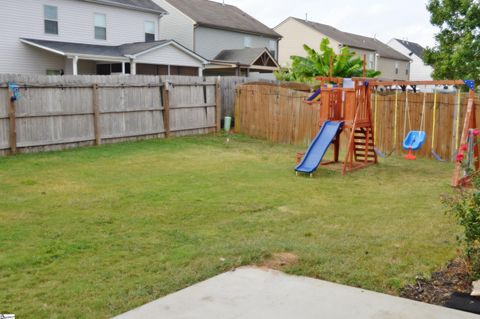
{"left": 260, "top": 252, "right": 299, "bottom": 270}
{"left": 401, "top": 258, "right": 472, "bottom": 305}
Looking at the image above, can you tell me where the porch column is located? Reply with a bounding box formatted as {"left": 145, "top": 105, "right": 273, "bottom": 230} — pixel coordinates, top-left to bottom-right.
{"left": 122, "top": 62, "right": 126, "bottom": 75}
{"left": 72, "top": 56, "right": 79, "bottom": 75}
{"left": 198, "top": 67, "right": 203, "bottom": 76}
{"left": 130, "top": 59, "right": 136, "bottom": 75}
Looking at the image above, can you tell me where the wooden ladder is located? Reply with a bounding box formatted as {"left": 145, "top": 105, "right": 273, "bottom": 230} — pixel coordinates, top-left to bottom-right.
{"left": 353, "top": 127, "right": 376, "bottom": 163}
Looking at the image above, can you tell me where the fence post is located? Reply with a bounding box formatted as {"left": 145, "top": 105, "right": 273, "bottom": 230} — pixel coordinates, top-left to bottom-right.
{"left": 215, "top": 77, "right": 222, "bottom": 132}
{"left": 8, "top": 90, "right": 17, "bottom": 155}
{"left": 162, "top": 81, "right": 170, "bottom": 138}
{"left": 92, "top": 84, "right": 101, "bottom": 145}
{"left": 451, "top": 93, "right": 459, "bottom": 160}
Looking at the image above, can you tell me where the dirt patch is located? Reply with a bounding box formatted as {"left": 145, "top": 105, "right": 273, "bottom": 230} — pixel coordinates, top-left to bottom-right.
{"left": 401, "top": 258, "right": 472, "bottom": 305}
{"left": 260, "top": 252, "right": 299, "bottom": 270}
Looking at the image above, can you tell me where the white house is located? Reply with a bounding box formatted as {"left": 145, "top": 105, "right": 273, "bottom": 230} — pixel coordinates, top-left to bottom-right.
{"left": 153, "top": 0, "right": 281, "bottom": 76}
{"left": 0, "top": 0, "right": 208, "bottom": 76}
{"left": 387, "top": 39, "right": 433, "bottom": 81}
{"left": 274, "top": 17, "right": 411, "bottom": 81}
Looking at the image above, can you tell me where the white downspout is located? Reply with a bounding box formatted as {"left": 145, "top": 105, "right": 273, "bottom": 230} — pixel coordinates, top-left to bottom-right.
{"left": 130, "top": 59, "right": 136, "bottom": 75}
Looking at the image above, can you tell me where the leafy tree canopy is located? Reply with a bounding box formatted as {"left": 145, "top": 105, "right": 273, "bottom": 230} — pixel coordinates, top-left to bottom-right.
{"left": 424, "top": 0, "right": 480, "bottom": 84}
{"left": 274, "top": 38, "right": 381, "bottom": 83}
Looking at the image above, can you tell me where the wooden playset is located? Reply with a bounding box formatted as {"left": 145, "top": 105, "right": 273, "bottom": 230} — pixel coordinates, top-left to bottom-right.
{"left": 296, "top": 77, "right": 377, "bottom": 178}
{"left": 295, "top": 76, "right": 479, "bottom": 185}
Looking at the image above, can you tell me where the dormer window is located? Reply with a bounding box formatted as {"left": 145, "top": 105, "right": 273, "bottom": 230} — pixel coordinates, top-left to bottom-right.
{"left": 94, "top": 13, "right": 107, "bottom": 40}
{"left": 145, "top": 21, "right": 155, "bottom": 42}
{"left": 44, "top": 5, "right": 58, "bottom": 35}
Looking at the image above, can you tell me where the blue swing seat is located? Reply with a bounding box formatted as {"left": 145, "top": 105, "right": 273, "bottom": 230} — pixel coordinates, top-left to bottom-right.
{"left": 403, "top": 131, "right": 426, "bottom": 151}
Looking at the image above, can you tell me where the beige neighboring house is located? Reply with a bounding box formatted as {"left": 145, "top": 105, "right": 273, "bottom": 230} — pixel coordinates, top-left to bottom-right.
{"left": 274, "top": 17, "right": 411, "bottom": 80}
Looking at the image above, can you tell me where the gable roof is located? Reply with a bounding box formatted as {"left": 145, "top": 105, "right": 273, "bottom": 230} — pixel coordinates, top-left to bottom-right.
{"left": 289, "top": 17, "right": 410, "bottom": 61}
{"left": 20, "top": 38, "right": 208, "bottom": 63}
{"left": 213, "top": 47, "right": 278, "bottom": 67}
{"left": 81, "top": 0, "right": 166, "bottom": 14}
{"left": 393, "top": 39, "right": 425, "bottom": 59}
{"left": 164, "top": 0, "right": 280, "bottom": 38}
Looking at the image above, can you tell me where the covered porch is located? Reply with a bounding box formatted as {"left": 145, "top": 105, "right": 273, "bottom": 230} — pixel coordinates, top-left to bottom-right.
{"left": 20, "top": 38, "right": 208, "bottom": 76}
{"left": 204, "top": 47, "right": 280, "bottom": 76}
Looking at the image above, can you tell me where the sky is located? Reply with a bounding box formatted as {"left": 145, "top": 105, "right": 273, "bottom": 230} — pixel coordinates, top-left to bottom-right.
{"left": 224, "top": 0, "right": 439, "bottom": 47}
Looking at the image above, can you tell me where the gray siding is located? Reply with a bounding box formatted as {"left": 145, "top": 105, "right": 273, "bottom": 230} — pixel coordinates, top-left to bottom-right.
{"left": 0, "top": 0, "right": 160, "bottom": 75}
{"left": 136, "top": 45, "right": 203, "bottom": 69}
{"left": 387, "top": 39, "right": 432, "bottom": 81}
{"left": 154, "top": 0, "right": 195, "bottom": 50}
{"left": 377, "top": 57, "right": 410, "bottom": 81}
{"left": 194, "top": 27, "right": 278, "bottom": 60}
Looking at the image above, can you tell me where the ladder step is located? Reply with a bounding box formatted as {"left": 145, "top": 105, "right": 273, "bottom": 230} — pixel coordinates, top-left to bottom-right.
{"left": 355, "top": 157, "right": 375, "bottom": 163}
{"left": 354, "top": 149, "right": 375, "bottom": 153}
{"left": 355, "top": 154, "right": 377, "bottom": 158}
{"left": 354, "top": 143, "right": 374, "bottom": 147}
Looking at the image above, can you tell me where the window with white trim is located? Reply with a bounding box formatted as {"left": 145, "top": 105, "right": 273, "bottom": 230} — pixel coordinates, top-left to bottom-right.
{"left": 406, "top": 63, "right": 409, "bottom": 75}
{"left": 94, "top": 13, "right": 107, "bottom": 40}
{"left": 395, "top": 62, "right": 399, "bottom": 75}
{"left": 244, "top": 36, "right": 252, "bottom": 48}
{"left": 145, "top": 21, "right": 155, "bottom": 42}
{"left": 44, "top": 5, "right": 58, "bottom": 35}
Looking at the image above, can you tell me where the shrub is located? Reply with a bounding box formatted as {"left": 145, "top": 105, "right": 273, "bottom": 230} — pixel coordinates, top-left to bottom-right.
{"left": 443, "top": 137, "right": 480, "bottom": 276}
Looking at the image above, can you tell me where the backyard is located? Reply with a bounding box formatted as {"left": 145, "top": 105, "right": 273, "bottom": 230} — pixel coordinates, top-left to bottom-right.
{"left": 0, "top": 134, "right": 459, "bottom": 318}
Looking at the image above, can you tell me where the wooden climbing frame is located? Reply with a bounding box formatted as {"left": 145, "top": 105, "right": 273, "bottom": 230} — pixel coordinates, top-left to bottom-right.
{"left": 307, "top": 77, "right": 378, "bottom": 175}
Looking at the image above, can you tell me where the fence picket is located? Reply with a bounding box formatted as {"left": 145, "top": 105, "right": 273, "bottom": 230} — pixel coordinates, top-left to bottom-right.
{"left": 235, "top": 83, "right": 480, "bottom": 161}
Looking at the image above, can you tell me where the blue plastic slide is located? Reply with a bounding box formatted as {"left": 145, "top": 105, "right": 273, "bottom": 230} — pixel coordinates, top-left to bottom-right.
{"left": 295, "top": 121, "right": 344, "bottom": 174}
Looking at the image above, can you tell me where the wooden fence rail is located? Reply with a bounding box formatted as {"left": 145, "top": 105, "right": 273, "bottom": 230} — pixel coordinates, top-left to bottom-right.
{"left": 0, "top": 74, "right": 224, "bottom": 155}
{"left": 235, "top": 83, "right": 480, "bottom": 161}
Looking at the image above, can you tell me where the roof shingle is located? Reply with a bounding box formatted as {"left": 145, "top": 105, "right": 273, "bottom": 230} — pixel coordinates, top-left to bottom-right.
{"left": 214, "top": 47, "right": 266, "bottom": 65}
{"left": 82, "top": 0, "right": 166, "bottom": 14}
{"left": 291, "top": 18, "right": 410, "bottom": 61}
{"left": 21, "top": 38, "right": 184, "bottom": 57}
{"left": 165, "top": 0, "right": 280, "bottom": 38}
{"left": 394, "top": 39, "right": 425, "bottom": 59}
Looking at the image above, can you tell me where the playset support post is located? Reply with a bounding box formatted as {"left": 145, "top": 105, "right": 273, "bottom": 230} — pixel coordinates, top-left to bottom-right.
{"left": 452, "top": 88, "right": 478, "bottom": 187}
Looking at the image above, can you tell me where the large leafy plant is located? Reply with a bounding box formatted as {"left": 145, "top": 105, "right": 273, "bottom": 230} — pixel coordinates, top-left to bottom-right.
{"left": 275, "top": 38, "right": 381, "bottom": 83}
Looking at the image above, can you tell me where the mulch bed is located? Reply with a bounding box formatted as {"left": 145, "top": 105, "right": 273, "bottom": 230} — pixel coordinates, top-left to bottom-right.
{"left": 401, "top": 258, "right": 472, "bottom": 306}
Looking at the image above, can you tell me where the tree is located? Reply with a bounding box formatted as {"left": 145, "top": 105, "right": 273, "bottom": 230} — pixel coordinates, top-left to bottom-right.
{"left": 274, "top": 38, "right": 381, "bottom": 83}
{"left": 424, "top": 0, "right": 480, "bottom": 84}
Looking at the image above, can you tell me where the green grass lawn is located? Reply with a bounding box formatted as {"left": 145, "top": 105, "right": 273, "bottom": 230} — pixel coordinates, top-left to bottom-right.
{"left": 0, "top": 134, "right": 459, "bottom": 318}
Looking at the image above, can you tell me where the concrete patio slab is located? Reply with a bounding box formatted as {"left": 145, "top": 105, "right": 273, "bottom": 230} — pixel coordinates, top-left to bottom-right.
{"left": 114, "top": 267, "right": 477, "bottom": 319}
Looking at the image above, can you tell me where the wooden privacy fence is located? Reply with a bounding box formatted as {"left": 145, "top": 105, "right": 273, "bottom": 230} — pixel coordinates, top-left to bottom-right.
{"left": 0, "top": 74, "right": 222, "bottom": 155}
{"left": 235, "top": 83, "right": 480, "bottom": 161}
